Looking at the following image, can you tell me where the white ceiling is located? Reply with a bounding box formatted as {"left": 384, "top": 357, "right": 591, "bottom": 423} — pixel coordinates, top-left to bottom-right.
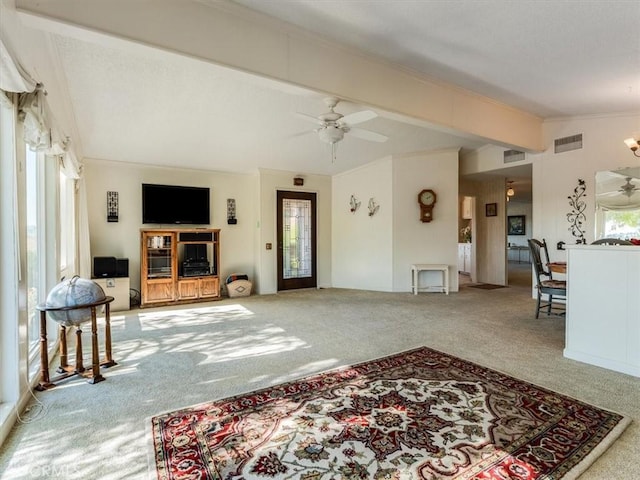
{"left": 10, "top": 0, "right": 640, "bottom": 178}
{"left": 230, "top": 0, "right": 640, "bottom": 118}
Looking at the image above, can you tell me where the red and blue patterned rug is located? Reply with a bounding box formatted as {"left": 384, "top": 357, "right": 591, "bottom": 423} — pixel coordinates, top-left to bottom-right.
{"left": 150, "top": 347, "right": 629, "bottom": 479}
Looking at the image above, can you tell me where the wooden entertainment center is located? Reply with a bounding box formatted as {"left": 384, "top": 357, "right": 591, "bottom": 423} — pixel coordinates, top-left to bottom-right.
{"left": 140, "top": 228, "right": 220, "bottom": 307}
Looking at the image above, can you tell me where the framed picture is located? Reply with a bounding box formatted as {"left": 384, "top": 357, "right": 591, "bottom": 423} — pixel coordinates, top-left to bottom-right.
{"left": 485, "top": 203, "right": 497, "bottom": 217}
{"left": 508, "top": 215, "right": 526, "bottom": 235}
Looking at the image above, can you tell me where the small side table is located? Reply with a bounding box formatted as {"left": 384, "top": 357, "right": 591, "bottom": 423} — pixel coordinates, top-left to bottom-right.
{"left": 36, "top": 296, "right": 116, "bottom": 390}
{"left": 411, "top": 264, "right": 449, "bottom": 295}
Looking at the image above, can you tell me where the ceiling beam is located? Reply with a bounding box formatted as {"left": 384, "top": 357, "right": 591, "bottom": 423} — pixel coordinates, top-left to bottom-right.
{"left": 16, "top": 0, "right": 544, "bottom": 152}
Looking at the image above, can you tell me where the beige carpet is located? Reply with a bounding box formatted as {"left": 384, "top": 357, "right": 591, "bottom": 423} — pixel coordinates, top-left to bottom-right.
{"left": 1, "top": 283, "right": 638, "bottom": 480}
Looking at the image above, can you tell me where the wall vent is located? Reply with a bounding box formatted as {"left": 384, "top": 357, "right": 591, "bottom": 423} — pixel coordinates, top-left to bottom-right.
{"left": 503, "top": 149, "right": 525, "bottom": 163}
{"left": 554, "top": 134, "right": 583, "bottom": 154}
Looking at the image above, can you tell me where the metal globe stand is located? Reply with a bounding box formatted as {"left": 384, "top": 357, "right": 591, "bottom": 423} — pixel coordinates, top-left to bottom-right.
{"left": 35, "top": 296, "right": 116, "bottom": 390}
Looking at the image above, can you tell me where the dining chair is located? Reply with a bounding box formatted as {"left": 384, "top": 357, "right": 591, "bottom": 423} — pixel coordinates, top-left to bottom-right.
{"left": 591, "top": 238, "right": 632, "bottom": 245}
{"left": 527, "top": 238, "right": 567, "bottom": 318}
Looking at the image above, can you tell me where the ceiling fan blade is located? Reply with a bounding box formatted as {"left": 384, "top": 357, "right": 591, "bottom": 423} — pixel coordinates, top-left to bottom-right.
{"left": 341, "top": 110, "right": 377, "bottom": 126}
{"left": 349, "top": 127, "right": 388, "bottom": 143}
{"left": 597, "top": 191, "right": 626, "bottom": 197}
{"left": 289, "top": 130, "right": 315, "bottom": 139}
{"left": 295, "top": 112, "right": 323, "bottom": 125}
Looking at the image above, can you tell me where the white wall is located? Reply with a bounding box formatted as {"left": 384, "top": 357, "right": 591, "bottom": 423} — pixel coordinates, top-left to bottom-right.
{"left": 507, "top": 202, "right": 533, "bottom": 247}
{"left": 392, "top": 149, "right": 460, "bottom": 292}
{"left": 460, "top": 112, "right": 640, "bottom": 283}
{"left": 332, "top": 157, "right": 394, "bottom": 291}
{"left": 257, "top": 169, "right": 332, "bottom": 294}
{"left": 84, "top": 159, "right": 257, "bottom": 294}
{"left": 332, "top": 149, "right": 460, "bottom": 293}
{"left": 534, "top": 113, "right": 640, "bottom": 261}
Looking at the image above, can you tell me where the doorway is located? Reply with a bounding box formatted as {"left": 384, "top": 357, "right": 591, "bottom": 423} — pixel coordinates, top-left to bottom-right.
{"left": 277, "top": 190, "right": 317, "bottom": 291}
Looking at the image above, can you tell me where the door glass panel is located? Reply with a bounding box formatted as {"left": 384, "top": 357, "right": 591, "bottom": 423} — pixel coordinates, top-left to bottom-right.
{"left": 282, "top": 198, "right": 312, "bottom": 279}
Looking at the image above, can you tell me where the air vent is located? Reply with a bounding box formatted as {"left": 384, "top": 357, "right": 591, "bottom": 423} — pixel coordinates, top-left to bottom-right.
{"left": 554, "top": 134, "right": 583, "bottom": 154}
{"left": 503, "top": 149, "right": 525, "bottom": 163}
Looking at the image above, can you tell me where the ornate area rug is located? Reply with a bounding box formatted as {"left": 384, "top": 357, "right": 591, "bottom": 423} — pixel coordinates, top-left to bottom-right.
{"left": 150, "top": 347, "right": 629, "bottom": 479}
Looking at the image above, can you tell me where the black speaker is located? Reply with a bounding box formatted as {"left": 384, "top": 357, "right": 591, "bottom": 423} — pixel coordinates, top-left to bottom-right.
{"left": 93, "top": 256, "right": 117, "bottom": 278}
{"left": 116, "top": 258, "right": 129, "bottom": 277}
{"left": 184, "top": 244, "right": 207, "bottom": 262}
{"left": 179, "top": 231, "right": 213, "bottom": 242}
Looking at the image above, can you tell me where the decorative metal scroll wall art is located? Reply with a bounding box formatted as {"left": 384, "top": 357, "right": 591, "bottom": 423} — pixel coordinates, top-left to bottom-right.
{"left": 567, "top": 179, "right": 586, "bottom": 244}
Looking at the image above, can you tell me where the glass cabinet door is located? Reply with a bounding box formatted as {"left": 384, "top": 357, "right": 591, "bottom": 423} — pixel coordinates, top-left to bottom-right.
{"left": 146, "top": 234, "right": 173, "bottom": 278}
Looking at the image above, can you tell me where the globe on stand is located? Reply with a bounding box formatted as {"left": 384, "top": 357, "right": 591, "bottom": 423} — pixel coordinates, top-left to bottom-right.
{"left": 45, "top": 276, "right": 106, "bottom": 326}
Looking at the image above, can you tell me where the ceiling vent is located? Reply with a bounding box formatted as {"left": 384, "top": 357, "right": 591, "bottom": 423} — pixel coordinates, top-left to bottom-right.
{"left": 554, "top": 134, "right": 583, "bottom": 154}
{"left": 503, "top": 149, "right": 525, "bottom": 163}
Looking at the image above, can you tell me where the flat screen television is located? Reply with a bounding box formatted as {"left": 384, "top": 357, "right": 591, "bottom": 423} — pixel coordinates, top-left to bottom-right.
{"left": 142, "top": 183, "right": 210, "bottom": 224}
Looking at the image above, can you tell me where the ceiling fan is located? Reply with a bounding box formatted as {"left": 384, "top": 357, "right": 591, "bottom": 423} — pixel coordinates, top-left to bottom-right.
{"left": 618, "top": 177, "right": 640, "bottom": 198}
{"left": 598, "top": 176, "right": 640, "bottom": 198}
{"left": 296, "top": 97, "right": 388, "bottom": 162}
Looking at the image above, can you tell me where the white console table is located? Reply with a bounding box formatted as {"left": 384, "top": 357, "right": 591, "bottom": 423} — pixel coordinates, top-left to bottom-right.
{"left": 92, "top": 277, "right": 130, "bottom": 311}
{"left": 411, "top": 264, "right": 449, "bottom": 295}
{"left": 563, "top": 245, "right": 640, "bottom": 377}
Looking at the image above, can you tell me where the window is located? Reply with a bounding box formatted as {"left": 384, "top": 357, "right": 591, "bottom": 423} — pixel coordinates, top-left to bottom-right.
{"left": 603, "top": 209, "right": 640, "bottom": 239}
{"left": 59, "top": 168, "right": 75, "bottom": 279}
{"left": 26, "top": 147, "right": 44, "bottom": 364}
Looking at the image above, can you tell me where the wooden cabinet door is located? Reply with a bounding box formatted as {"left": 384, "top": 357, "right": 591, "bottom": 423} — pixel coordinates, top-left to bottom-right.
{"left": 199, "top": 277, "right": 220, "bottom": 298}
{"left": 145, "top": 279, "right": 175, "bottom": 303}
{"left": 178, "top": 279, "right": 199, "bottom": 300}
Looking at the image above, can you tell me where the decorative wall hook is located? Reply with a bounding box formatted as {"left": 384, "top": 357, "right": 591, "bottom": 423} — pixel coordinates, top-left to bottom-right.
{"left": 350, "top": 195, "right": 361, "bottom": 213}
{"left": 368, "top": 198, "right": 380, "bottom": 217}
{"left": 567, "top": 179, "right": 586, "bottom": 244}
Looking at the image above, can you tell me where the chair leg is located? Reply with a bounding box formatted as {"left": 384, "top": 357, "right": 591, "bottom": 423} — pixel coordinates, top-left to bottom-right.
{"left": 535, "top": 293, "right": 541, "bottom": 319}
{"left": 547, "top": 295, "right": 553, "bottom": 315}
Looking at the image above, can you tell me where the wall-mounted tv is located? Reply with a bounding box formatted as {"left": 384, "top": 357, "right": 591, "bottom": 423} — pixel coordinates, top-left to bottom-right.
{"left": 142, "top": 183, "right": 210, "bottom": 224}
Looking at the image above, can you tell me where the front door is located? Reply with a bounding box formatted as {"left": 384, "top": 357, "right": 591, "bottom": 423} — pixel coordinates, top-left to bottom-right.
{"left": 277, "top": 191, "right": 317, "bottom": 290}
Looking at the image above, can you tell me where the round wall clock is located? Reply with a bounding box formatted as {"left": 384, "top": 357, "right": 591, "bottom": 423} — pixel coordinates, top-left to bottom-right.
{"left": 418, "top": 189, "right": 437, "bottom": 222}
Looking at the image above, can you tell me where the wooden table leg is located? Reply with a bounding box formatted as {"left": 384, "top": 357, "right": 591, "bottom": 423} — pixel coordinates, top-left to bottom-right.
{"left": 36, "top": 311, "right": 54, "bottom": 391}
{"left": 75, "top": 326, "right": 85, "bottom": 373}
{"left": 88, "top": 307, "right": 105, "bottom": 384}
{"left": 101, "top": 303, "right": 117, "bottom": 368}
{"left": 56, "top": 325, "right": 70, "bottom": 373}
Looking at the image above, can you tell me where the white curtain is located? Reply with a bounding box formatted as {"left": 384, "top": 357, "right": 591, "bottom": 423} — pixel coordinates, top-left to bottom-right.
{"left": 0, "top": 35, "right": 37, "bottom": 93}
{"left": 2, "top": 32, "right": 91, "bottom": 279}
{"left": 597, "top": 200, "right": 640, "bottom": 211}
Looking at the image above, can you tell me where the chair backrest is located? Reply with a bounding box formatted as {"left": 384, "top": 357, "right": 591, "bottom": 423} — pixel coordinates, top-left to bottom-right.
{"left": 527, "top": 238, "right": 551, "bottom": 288}
{"left": 591, "top": 238, "right": 633, "bottom": 245}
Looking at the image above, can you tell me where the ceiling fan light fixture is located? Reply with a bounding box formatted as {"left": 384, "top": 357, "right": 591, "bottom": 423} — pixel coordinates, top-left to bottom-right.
{"left": 318, "top": 126, "right": 344, "bottom": 144}
{"left": 506, "top": 181, "right": 515, "bottom": 197}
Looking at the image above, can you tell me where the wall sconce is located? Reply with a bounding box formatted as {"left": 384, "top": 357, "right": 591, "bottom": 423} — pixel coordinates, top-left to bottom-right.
{"left": 368, "top": 198, "right": 380, "bottom": 216}
{"left": 624, "top": 137, "right": 640, "bottom": 157}
{"left": 349, "top": 195, "right": 361, "bottom": 213}
{"left": 293, "top": 176, "right": 304, "bottom": 186}
{"left": 227, "top": 198, "right": 237, "bottom": 225}
{"left": 107, "top": 191, "right": 118, "bottom": 222}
